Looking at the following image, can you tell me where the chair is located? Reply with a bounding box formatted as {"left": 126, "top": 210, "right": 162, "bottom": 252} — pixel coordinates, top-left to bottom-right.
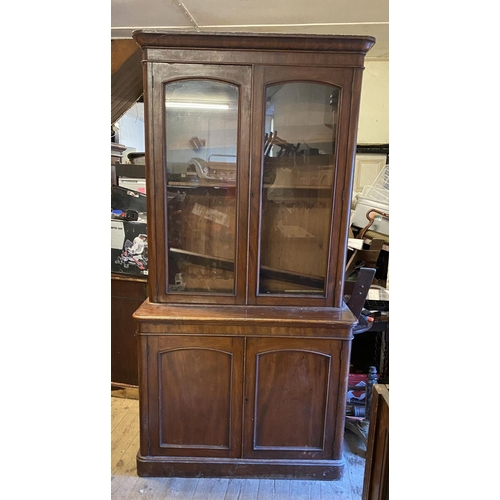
{"left": 343, "top": 267, "right": 383, "bottom": 455}
{"left": 345, "top": 238, "right": 385, "bottom": 286}
{"left": 345, "top": 267, "right": 376, "bottom": 335}
{"left": 347, "top": 208, "right": 389, "bottom": 288}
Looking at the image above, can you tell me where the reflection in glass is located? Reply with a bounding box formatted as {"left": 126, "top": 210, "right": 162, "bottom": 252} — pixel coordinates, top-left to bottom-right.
{"left": 165, "top": 80, "right": 238, "bottom": 294}
{"left": 259, "top": 82, "right": 340, "bottom": 295}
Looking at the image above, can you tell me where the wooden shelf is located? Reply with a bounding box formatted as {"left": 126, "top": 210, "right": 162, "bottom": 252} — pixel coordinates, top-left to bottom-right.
{"left": 170, "top": 247, "right": 324, "bottom": 290}
{"left": 263, "top": 184, "right": 331, "bottom": 190}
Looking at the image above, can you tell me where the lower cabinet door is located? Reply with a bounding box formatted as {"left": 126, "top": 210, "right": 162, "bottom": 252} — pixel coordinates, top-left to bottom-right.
{"left": 147, "top": 336, "right": 244, "bottom": 458}
{"left": 244, "top": 337, "right": 343, "bottom": 460}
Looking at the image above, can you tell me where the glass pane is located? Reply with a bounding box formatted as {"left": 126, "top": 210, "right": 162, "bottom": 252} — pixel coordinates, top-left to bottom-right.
{"left": 165, "top": 80, "right": 238, "bottom": 294}
{"left": 259, "top": 82, "right": 339, "bottom": 295}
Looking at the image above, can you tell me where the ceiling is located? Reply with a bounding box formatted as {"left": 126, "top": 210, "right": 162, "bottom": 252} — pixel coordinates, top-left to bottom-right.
{"left": 111, "top": 0, "right": 389, "bottom": 60}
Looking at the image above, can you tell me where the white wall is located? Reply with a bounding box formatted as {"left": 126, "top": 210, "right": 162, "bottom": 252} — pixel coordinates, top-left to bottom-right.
{"left": 115, "top": 103, "right": 145, "bottom": 158}
{"left": 357, "top": 60, "right": 389, "bottom": 144}
{"left": 114, "top": 62, "right": 389, "bottom": 155}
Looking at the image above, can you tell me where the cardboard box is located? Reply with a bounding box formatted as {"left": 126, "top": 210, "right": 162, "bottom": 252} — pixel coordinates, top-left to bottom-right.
{"left": 111, "top": 219, "right": 148, "bottom": 276}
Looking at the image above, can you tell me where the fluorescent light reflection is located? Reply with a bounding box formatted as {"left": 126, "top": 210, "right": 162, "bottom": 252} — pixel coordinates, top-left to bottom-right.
{"left": 165, "top": 102, "right": 230, "bottom": 110}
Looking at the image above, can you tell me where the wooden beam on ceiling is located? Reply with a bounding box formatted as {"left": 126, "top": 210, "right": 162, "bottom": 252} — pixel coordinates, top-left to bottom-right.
{"left": 111, "top": 40, "right": 143, "bottom": 125}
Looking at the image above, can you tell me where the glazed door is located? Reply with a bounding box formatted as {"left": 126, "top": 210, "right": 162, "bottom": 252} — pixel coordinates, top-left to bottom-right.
{"left": 148, "top": 64, "right": 252, "bottom": 304}
{"left": 243, "top": 337, "right": 344, "bottom": 460}
{"left": 146, "top": 336, "right": 244, "bottom": 458}
{"left": 248, "top": 66, "right": 356, "bottom": 307}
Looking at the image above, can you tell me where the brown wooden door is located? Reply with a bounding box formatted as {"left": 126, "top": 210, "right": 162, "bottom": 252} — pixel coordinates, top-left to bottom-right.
{"left": 147, "top": 64, "right": 252, "bottom": 305}
{"left": 248, "top": 65, "right": 357, "bottom": 308}
{"left": 146, "top": 336, "right": 244, "bottom": 458}
{"left": 243, "top": 337, "right": 344, "bottom": 460}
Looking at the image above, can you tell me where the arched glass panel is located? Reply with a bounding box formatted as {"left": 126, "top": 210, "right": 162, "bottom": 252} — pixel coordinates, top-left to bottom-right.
{"left": 165, "top": 80, "right": 239, "bottom": 294}
{"left": 258, "top": 82, "right": 340, "bottom": 296}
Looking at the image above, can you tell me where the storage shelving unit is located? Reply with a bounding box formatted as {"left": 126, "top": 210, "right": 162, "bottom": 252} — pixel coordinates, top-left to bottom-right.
{"left": 132, "top": 30, "right": 375, "bottom": 479}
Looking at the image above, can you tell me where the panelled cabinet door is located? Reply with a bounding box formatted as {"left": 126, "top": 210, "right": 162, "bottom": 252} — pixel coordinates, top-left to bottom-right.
{"left": 148, "top": 64, "right": 252, "bottom": 304}
{"left": 146, "top": 336, "right": 244, "bottom": 458}
{"left": 243, "top": 338, "right": 344, "bottom": 460}
{"left": 353, "top": 153, "right": 387, "bottom": 198}
{"left": 248, "top": 66, "right": 356, "bottom": 307}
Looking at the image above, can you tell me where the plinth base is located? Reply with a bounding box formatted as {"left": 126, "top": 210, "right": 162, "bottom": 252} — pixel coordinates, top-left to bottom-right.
{"left": 137, "top": 453, "right": 345, "bottom": 480}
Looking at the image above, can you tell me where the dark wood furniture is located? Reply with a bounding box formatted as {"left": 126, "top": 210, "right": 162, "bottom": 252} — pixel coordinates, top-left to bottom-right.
{"left": 111, "top": 274, "right": 147, "bottom": 387}
{"left": 111, "top": 161, "right": 148, "bottom": 388}
{"left": 362, "top": 384, "right": 389, "bottom": 500}
{"left": 132, "top": 30, "right": 375, "bottom": 479}
{"left": 135, "top": 303, "right": 356, "bottom": 479}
